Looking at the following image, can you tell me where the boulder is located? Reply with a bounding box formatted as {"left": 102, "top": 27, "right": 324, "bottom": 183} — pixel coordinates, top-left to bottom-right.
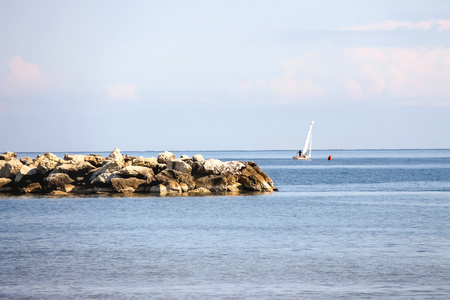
{"left": 238, "top": 163, "right": 273, "bottom": 192}
{"left": 194, "top": 175, "right": 228, "bottom": 192}
{"left": 157, "top": 151, "right": 175, "bottom": 164}
{"left": 31, "top": 155, "right": 45, "bottom": 168}
{"left": 192, "top": 154, "right": 205, "bottom": 162}
{"left": 64, "top": 154, "right": 86, "bottom": 163}
{"left": 149, "top": 184, "right": 167, "bottom": 195}
{"left": 198, "top": 159, "right": 224, "bottom": 175}
{"left": 91, "top": 172, "right": 120, "bottom": 185}
{"left": 105, "top": 147, "right": 124, "bottom": 163}
{"left": 110, "top": 177, "right": 146, "bottom": 193}
{"left": 0, "top": 177, "right": 12, "bottom": 187}
{"left": 20, "top": 157, "right": 34, "bottom": 166}
{"left": 131, "top": 156, "right": 158, "bottom": 168}
{"left": 0, "top": 152, "right": 17, "bottom": 161}
{"left": 154, "top": 169, "right": 195, "bottom": 190}
{"left": 227, "top": 182, "right": 245, "bottom": 192}
{"left": 180, "top": 155, "right": 191, "bottom": 161}
{"left": 247, "top": 161, "right": 274, "bottom": 188}
{"left": 0, "top": 178, "right": 12, "bottom": 192}
{"left": 164, "top": 180, "right": 182, "bottom": 193}
{"left": 198, "top": 159, "right": 245, "bottom": 175}
{"left": 45, "top": 173, "right": 75, "bottom": 190}
{"left": 0, "top": 160, "right": 6, "bottom": 174}
{"left": 90, "top": 158, "right": 124, "bottom": 183}
{"left": 0, "top": 159, "right": 23, "bottom": 179}
{"left": 18, "top": 182, "right": 42, "bottom": 193}
{"left": 51, "top": 161, "right": 95, "bottom": 179}
{"left": 116, "top": 166, "right": 154, "bottom": 180}
{"left": 14, "top": 165, "right": 38, "bottom": 183}
{"left": 180, "top": 182, "right": 189, "bottom": 192}
{"left": 85, "top": 155, "right": 104, "bottom": 167}
{"left": 166, "top": 159, "right": 192, "bottom": 174}
{"left": 37, "top": 153, "right": 63, "bottom": 175}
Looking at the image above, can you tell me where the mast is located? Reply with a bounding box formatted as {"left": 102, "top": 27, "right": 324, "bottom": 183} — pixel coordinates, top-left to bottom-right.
{"left": 302, "top": 120, "right": 314, "bottom": 155}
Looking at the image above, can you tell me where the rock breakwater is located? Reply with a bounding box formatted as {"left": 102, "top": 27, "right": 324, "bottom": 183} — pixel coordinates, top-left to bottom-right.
{"left": 0, "top": 149, "right": 277, "bottom": 196}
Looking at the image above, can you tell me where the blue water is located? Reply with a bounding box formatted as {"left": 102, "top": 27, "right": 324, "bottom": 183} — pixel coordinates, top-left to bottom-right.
{"left": 1, "top": 149, "right": 450, "bottom": 299}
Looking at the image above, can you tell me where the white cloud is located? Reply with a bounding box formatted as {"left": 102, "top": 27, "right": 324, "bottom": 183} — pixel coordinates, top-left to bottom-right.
{"left": 436, "top": 19, "right": 450, "bottom": 31}
{"left": 238, "top": 53, "right": 326, "bottom": 101}
{"left": 107, "top": 84, "right": 137, "bottom": 99}
{"left": 1, "top": 56, "right": 48, "bottom": 96}
{"left": 343, "top": 47, "right": 450, "bottom": 102}
{"left": 270, "top": 75, "right": 326, "bottom": 98}
{"left": 340, "top": 20, "right": 450, "bottom": 31}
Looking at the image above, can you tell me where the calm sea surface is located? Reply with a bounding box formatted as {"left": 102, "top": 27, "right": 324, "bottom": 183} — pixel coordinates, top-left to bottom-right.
{"left": 1, "top": 149, "right": 450, "bottom": 299}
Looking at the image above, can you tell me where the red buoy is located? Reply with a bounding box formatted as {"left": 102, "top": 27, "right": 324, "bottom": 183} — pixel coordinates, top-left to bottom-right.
{"left": 328, "top": 155, "right": 332, "bottom": 160}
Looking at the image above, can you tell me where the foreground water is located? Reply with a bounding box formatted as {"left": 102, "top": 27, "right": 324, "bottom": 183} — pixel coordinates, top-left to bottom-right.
{"left": 1, "top": 149, "right": 450, "bottom": 299}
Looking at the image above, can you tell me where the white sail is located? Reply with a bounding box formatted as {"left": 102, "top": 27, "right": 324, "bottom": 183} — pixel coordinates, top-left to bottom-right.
{"left": 302, "top": 121, "right": 314, "bottom": 155}
{"left": 293, "top": 120, "right": 314, "bottom": 160}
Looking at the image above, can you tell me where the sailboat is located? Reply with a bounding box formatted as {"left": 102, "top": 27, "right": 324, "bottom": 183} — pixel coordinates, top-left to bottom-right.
{"left": 293, "top": 120, "right": 314, "bottom": 160}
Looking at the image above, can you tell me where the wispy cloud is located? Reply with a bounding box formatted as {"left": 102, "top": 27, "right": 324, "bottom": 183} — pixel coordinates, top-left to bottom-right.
{"left": 239, "top": 47, "right": 450, "bottom": 107}
{"left": 343, "top": 47, "right": 450, "bottom": 103}
{"left": 1, "top": 56, "right": 48, "bottom": 96}
{"left": 107, "top": 84, "right": 137, "bottom": 99}
{"left": 238, "top": 53, "right": 326, "bottom": 101}
{"left": 340, "top": 20, "right": 450, "bottom": 31}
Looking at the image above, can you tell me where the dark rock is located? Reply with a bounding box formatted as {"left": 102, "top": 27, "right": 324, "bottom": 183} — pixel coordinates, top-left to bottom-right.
{"left": 238, "top": 163, "right": 273, "bottom": 192}
{"left": 154, "top": 169, "right": 195, "bottom": 191}
{"left": 20, "top": 157, "right": 34, "bottom": 166}
{"left": 18, "top": 182, "right": 42, "bottom": 193}
{"left": 110, "top": 177, "right": 146, "bottom": 193}
{"left": 45, "top": 173, "right": 75, "bottom": 190}
{"left": 194, "top": 175, "right": 228, "bottom": 192}
{"left": 0, "top": 152, "right": 17, "bottom": 161}
{"left": 51, "top": 162, "right": 95, "bottom": 179}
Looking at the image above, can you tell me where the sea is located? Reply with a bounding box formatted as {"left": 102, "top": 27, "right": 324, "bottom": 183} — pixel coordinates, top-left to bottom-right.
{"left": 1, "top": 149, "right": 449, "bottom": 299}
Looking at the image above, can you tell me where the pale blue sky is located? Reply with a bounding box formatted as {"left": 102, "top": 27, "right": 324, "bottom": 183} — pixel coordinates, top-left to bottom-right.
{"left": 1, "top": 0, "right": 449, "bottom": 152}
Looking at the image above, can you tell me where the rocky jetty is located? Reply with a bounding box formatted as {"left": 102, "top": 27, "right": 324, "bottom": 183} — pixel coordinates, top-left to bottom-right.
{"left": 0, "top": 149, "right": 277, "bottom": 196}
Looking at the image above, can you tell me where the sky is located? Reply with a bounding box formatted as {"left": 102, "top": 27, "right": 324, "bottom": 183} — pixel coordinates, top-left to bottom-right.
{"left": 1, "top": 0, "right": 450, "bottom": 152}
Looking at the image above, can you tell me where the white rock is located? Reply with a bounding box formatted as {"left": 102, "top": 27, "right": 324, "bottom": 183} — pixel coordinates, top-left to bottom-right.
{"left": 132, "top": 156, "right": 158, "bottom": 168}
{"left": 116, "top": 166, "right": 154, "bottom": 179}
{"left": 166, "top": 159, "right": 192, "bottom": 173}
{"left": 192, "top": 154, "right": 205, "bottom": 162}
{"left": 157, "top": 151, "right": 175, "bottom": 164}
{"left": 14, "top": 165, "right": 38, "bottom": 183}
{"left": 91, "top": 172, "right": 120, "bottom": 185}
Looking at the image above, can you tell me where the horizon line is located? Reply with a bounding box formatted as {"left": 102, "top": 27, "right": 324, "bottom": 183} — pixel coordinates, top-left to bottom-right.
{"left": 10, "top": 148, "right": 450, "bottom": 154}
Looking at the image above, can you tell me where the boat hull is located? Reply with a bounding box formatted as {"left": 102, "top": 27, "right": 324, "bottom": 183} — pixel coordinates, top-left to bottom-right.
{"left": 293, "top": 155, "right": 311, "bottom": 160}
